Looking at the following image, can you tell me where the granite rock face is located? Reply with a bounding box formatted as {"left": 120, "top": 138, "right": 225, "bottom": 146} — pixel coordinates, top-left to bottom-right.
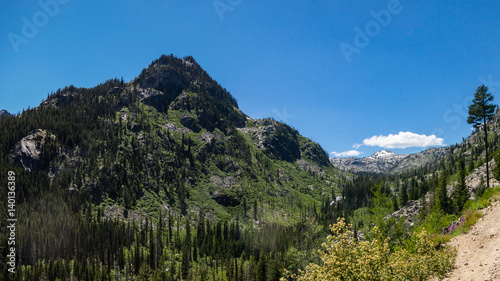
{"left": 464, "top": 158, "right": 500, "bottom": 198}
{"left": 248, "top": 119, "right": 302, "bottom": 163}
{"left": 10, "top": 129, "right": 55, "bottom": 172}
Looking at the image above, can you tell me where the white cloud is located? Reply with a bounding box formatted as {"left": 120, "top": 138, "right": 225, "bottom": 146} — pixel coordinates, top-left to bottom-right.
{"left": 330, "top": 150, "right": 363, "bottom": 157}
{"left": 362, "top": 131, "right": 445, "bottom": 149}
{"left": 353, "top": 143, "right": 362, "bottom": 149}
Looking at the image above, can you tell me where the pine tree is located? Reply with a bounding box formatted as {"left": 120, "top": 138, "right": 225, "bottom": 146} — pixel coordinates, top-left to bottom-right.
{"left": 468, "top": 84, "right": 497, "bottom": 189}
{"left": 255, "top": 251, "right": 267, "bottom": 281}
{"left": 392, "top": 194, "right": 399, "bottom": 212}
{"left": 227, "top": 258, "right": 235, "bottom": 280}
{"left": 268, "top": 251, "right": 282, "bottom": 281}
{"left": 493, "top": 151, "right": 500, "bottom": 181}
{"left": 400, "top": 182, "right": 408, "bottom": 207}
{"left": 476, "top": 176, "right": 486, "bottom": 198}
{"left": 253, "top": 199, "right": 258, "bottom": 220}
{"left": 137, "top": 262, "right": 152, "bottom": 281}
{"left": 149, "top": 222, "right": 156, "bottom": 269}
{"left": 468, "top": 159, "right": 475, "bottom": 174}
{"left": 243, "top": 196, "right": 247, "bottom": 217}
{"left": 435, "top": 170, "right": 451, "bottom": 213}
{"left": 453, "top": 159, "right": 469, "bottom": 213}
{"left": 181, "top": 244, "right": 191, "bottom": 279}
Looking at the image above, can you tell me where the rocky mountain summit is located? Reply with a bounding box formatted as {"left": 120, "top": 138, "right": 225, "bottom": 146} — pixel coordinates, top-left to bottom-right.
{"left": 330, "top": 147, "right": 448, "bottom": 173}
{"left": 0, "top": 109, "right": 12, "bottom": 117}
{"left": 6, "top": 54, "right": 336, "bottom": 212}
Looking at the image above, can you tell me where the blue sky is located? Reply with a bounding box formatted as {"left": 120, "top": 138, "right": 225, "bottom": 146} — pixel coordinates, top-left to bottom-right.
{"left": 1, "top": 0, "right": 499, "bottom": 158}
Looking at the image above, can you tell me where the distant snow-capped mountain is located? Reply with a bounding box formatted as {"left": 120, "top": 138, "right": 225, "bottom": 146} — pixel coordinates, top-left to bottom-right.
{"left": 367, "top": 150, "right": 407, "bottom": 160}
{"left": 330, "top": 148, "right": 447, "bottom": 173}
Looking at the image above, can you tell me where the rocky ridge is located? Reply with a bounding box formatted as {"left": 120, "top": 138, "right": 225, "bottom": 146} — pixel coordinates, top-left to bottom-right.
{"left": 7, "top": 54, "right": 337, "bottom": 212}
{"left": 330, "top": 148, "right": 447, "bottom": 174}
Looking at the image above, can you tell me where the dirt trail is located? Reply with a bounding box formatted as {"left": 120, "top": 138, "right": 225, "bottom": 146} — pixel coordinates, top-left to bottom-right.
{"left": 441, "top": 201, "right": 500, "bottom": 281}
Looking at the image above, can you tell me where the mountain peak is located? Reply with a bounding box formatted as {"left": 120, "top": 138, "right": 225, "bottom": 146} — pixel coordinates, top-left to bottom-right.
{"left": 132, "top": 54, "right": 239, "bottom": 113}
{"left": 0, "top": 109, "right": 12, "bottom": 117}
{"left": 151, "top": 54, "right": 200, "bottom": 69}
{"left": 330, "top": 147, "right": 447, "bottom": 174}
{"left": 371, "top": 150, "right": 395, "bottom": 158}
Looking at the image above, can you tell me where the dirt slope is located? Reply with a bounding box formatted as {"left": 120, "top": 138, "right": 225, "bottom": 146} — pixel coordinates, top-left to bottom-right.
{"left": 441, "top": 201, "right": 500, "bottom": 281}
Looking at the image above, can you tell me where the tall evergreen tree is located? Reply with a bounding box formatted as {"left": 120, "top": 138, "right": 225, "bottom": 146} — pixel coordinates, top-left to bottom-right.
{"left": 391, "top": 194, "right": 399, "bottom": 212}
{"left": 255, "top": 251, "right": 267, "bottom": 281}
{"left": 253, "top": 200, "right": 258, "bottom": 221}
{"left": 435, "top": 170, "right": 451, "bottom": 213}
{"left": 453, "top": 159, "right": 469, "bottom": 213}
{"left": 467, "top": 84, "right": 497, "bottom": 189}
{"left": 493, "top": 151, "right": 500, "bottom": 181}
{"left": 181, "top": 244, "right": 191, "bottom": 280}
{"left": 400, "top": 182, "right": 408, "bottom": 207}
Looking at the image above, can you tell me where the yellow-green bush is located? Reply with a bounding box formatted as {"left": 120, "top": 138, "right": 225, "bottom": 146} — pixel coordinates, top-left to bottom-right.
{"left": 283, "top": 218, "right": 456, "bottom": 281}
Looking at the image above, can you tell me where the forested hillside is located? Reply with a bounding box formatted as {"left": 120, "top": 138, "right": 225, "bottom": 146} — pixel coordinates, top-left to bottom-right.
{"left": 0, "top": 55, "right": 358, "bottom": 281}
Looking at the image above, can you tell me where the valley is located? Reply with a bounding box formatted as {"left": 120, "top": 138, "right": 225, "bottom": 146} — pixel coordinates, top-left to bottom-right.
{"left": 1, "top": 55, "right": 499, "bottom": 280}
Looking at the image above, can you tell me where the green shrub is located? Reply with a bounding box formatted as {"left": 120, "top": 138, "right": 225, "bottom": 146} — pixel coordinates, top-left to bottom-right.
{"left": 283, "top": 218, "right": 456, "bottom": 281}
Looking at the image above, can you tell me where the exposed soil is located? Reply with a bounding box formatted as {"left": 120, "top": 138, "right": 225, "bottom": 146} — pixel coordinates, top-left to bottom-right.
{"left": 441, "top": 200, "right": 500, "bottom": 281}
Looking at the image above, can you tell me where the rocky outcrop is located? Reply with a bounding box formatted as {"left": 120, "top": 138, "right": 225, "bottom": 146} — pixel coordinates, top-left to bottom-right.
{"left": 210, "top": 176, "right": 241, "bottom": 207}
{"left": 300, "top": 141, "right": 331, "bottom": 167}
{"left": 180, "top": 113, "right": 201, "bottom": 132}
{"left": 132, "top": 55, "right": 246, "bottom": 130}
{"left": 111, "top": 87, "right": 133, "bottom": 109}
{"left": 296, "top": 159, "right": 326, "bottom": 177}
{"left": 241, "top": 118, "right": 331, "bottom": 167}
{"left": 40, "top": 86, "right": 78, "bottom": 107}
{"left": 0, "top": 110, "right": 12, "bottom": 117}
{"left": 211, "top": 191, "right": 241, "bottom": 207}
{"left": 465, "top": 158, "right": 500, "bottom": 198}
{"left": 392, "top": 147, "right": 448, "bottom": 172}
{"left": 210, "top": 176, "right": 238, "bottom": 189}
{"left": 133, "top": 58, "right": 190, "bottom": 100}
{"left": 10, "top": 129, "right": 55, "bottom": 172}
{"left": 386, "top": 199, "right": 422, "bottom": 227}
{"left": 135, "top": 87, "right": 170, "bottom": 112}
{"left": 163, "top": 123, "right": 191, "bottom": 134}
{"left": 248, "top": 119, "right": 301, "bottom": 163}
